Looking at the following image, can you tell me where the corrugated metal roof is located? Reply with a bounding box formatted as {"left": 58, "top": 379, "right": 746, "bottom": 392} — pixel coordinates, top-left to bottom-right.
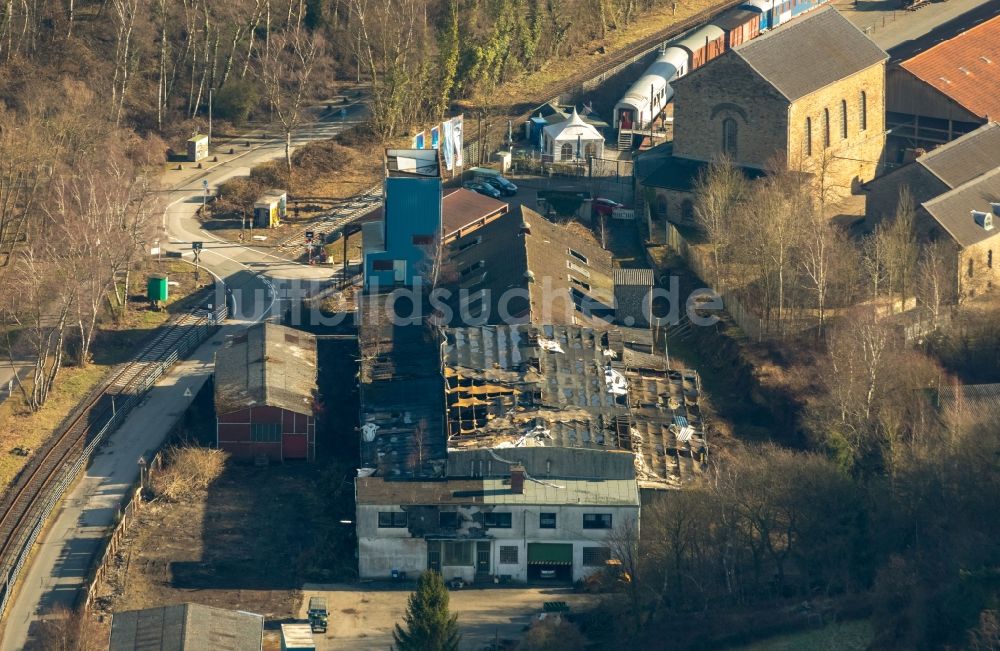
{"left": 900, "top": 15, "right": 1000, "bottom": 121}
{"left": 917, "top": 122, "right": 1000, "bottom": 188}
{"left": 214, "top": 323, "right": 318, "bottom": 417}
{"left": 441, "top": 188, "right": 509, "bottom": 237}
{"left": 110, "top": 603, "right": 264, "bottom": 651}
{"left": 614, "top": 268, "right": 654, "bottom": 286}
{"left": 921, "top": 167, "right": 1000, "bottom": 248}
{"left": 733, "top": 6, "right": 887, "bottom": 101}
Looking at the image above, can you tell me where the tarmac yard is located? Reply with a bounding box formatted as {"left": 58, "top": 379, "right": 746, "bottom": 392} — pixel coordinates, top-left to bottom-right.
{"left": 292, "top": 585, "right": 598, "bottom": 651}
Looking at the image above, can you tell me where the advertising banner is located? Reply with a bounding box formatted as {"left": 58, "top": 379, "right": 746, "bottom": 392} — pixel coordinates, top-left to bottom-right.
{"left": 442, "top": 120, "right": 455, "bottom": 171}
{"left": 430, "top": 126, "right": 440, "bottom": 149}
{"left": 452, "top": 115, "right": 464, "bottom": 168}
{"left": 413, "top": 131, "right": 425, "bottom": 149}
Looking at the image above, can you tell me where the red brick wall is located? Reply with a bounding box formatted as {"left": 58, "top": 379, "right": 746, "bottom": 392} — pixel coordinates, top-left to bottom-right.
{"left": 217, "top": 406, "right": 315, "bottom": 462}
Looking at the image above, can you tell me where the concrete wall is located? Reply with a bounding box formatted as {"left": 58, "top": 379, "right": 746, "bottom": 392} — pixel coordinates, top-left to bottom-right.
{"left": 786, "top": 62, "right": 886, "bottom": 196}
{"left": 356, "top": 502, "right": 638, "bottom": 582}
{"left": 672, "top": 52, "right": 788, "bottom": 169}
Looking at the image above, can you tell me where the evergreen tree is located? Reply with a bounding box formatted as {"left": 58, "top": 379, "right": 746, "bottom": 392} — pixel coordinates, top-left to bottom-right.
{"left": 393, "top": 571, "right": 461, "bottom": 651}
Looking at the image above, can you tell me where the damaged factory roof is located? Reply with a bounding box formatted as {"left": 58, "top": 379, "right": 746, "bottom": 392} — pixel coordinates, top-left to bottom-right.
{"left": 358, "top": 293, "right": 448, "bottom": 479}
{"left": 214, "top": 322, "right": 318, "bottom": 417}
{"left": 443, "top": 324, "right": 708, "bottom": 487}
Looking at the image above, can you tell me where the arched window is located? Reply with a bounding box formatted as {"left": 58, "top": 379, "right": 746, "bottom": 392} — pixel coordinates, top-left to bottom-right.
{"left": 682, "top": 199, "right": 694, "bottom": 223}
{"left": 841, "top": 99, "right": 848, "bottom": 139}
{"left": 823, "top": 108, "right": 831, "bottom": 147}
{"left": 560, "top": 142, "right": 573, "bottom": 160}
{"left": 722, "top": 118, "right": 738, "bottom": 156}
{"left": 584, "top": 142, "right": 597, "bottom": 159}
{"left": 805, "top": 117, "right": 812, "bottom": 156}
{"left": 860, "top": 91, "right": 867, "bottom": 131}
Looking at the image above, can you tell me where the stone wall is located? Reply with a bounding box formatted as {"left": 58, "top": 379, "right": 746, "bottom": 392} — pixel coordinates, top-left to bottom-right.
{"left": 672, "top": 52, "right": 788, "bottom": 168}
{"left": 864, "top": 162, "right": 947, "bottom": 229}
{"left": 786, "top": 62, "right": 887, "bottom": 196}
{"left": 959, "top": 235, "right": 1000, "bottom": 300}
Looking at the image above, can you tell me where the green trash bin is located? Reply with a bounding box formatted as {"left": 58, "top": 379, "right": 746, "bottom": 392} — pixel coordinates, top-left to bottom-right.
{"left": 147, "top": 274, "right": 169, "bottom": 303}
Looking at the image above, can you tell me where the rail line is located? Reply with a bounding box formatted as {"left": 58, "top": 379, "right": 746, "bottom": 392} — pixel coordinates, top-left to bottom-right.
{"left": 272, "top": 0, "right": 745, "bottom": 260}
{"left": 0, "top": 302, "right": 222, "bottom": 616}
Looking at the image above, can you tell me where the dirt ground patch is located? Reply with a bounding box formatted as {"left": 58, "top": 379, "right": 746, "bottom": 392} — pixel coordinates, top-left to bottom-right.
{"left": 94, "top": 460, "right": 357, "bottom": 623}
{"left": 291, "top": 584, "right": 598, "bottom": 651}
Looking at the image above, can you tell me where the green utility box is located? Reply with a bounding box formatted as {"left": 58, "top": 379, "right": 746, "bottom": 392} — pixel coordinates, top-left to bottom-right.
{"left": 147, "top": 274, "right": 169, "bottom": 303}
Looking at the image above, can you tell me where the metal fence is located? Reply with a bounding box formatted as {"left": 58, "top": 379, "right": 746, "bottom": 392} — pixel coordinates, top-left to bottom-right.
{"left": 0, "top": 301, "right": 226, "bottom": 620}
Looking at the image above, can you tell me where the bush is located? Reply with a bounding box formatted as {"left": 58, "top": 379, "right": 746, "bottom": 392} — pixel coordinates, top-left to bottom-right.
{"left": 250, "top": 161, "right": 290, "bottom": 190}
{"left": 151, "top": 445, "right": 227, "bottom": 502}
{"left": 517, "top": 617, "right": 586, "bottom": 651}
{"left": 217, "top": 177, "right": 264, "bottom": 213}
{"left": 213, "top": 79, "right": 259, "bottom": 126}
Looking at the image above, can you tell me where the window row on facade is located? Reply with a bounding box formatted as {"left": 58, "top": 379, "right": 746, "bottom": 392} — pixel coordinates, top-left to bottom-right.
{"left": 804, "top": 90, "right": 868, "bottom": 157}
{"left": 377, "top": 510, "right": 613, "bottom": 530}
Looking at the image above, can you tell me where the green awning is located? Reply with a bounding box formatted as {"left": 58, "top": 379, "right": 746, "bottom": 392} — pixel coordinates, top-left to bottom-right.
{"left": 527, "top": 543, "right": 573, "bottom": 565}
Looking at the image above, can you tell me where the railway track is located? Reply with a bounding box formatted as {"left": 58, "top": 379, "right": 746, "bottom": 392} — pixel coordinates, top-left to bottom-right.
{"left": 270, "top": 0, "right": 745, "bottom": 261}
{"left": 0, "top": 304, "right": 220, "bottom": 613}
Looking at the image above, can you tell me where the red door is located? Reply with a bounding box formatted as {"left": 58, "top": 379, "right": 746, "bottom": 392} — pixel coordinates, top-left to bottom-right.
{"left": 283, "top": 432, "right": 307, "bottom": 459}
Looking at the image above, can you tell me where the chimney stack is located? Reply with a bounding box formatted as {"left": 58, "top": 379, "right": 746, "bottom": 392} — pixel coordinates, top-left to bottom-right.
{"left": 509, "top": 464, "right": 525, "bottom": 494}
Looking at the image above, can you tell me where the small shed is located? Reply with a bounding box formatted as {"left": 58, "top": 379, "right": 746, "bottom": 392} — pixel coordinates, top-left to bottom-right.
{"left": 186, "top": 134, "right": 209, "bottom": 162}
{"left": 109, "top": 603, "right": 263, "bottom": 651}
{"left": 543, "top": 108, "right": 605, "bottom": 162}
{"left": 263, "top": 188, "right": 288, "bottom": 219}
{"left": 254, "top": 196, "right": 281, "bottom": 228}
{"left": 215, "top": 323, "right": 319, "bottom": 462}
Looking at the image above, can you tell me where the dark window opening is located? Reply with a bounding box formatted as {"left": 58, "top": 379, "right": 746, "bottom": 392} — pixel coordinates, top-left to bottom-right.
{"left": 378, "top": 511, "right": 408, "bottom": 528}
{"left": 805, "top": 117, "right": 812, "bottom": 156}
{"left": 582, "top": 547, "right": 611, "bottom": 566}
{"left": 372, "top": 259, "right": 393, "bottom": 271}
{"left": 583, "top": 513, "right": 613, "bottom": 529}
{"left": 412, "top": 234, "right": 434, "bottom": 245}
{"left": 539, "top": 513, "right": 557, "bottom": 529}
{"left": 860, "top": 91, "right": 868, "bottom": 131}
{"left": 823, "top": 108, "right": 831, "bottom": 147}
{"left": 570, "top": 277, "right": 591, "bottom": 292}
{"left": 460, "top": 260, "right": 484, "bottom": 277}
{"left": 440, "top": 512, "right": 461, "bottom": 528}
{"left": 483, "top": 512, "right": 512, "bottom": 529}
{"left": 841, "top": 99, "right": 848, "bottom": 139}
{"left": 568, "top": 248, "right": 589, "bottom": 264}
{"left": 250, "top": 422, "right": 281, "bottom": 442}
{"left": 722, "top": 117, "right": 738, "bottom": 156}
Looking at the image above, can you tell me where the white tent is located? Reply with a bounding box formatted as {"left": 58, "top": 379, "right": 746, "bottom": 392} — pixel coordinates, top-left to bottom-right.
{"left": 543, "top": 108, "right": 605, "bottom": 162}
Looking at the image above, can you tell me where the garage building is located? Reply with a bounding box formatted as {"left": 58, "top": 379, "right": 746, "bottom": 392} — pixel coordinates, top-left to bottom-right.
{"left": 215, "top": 322, "right": 318, "bottom": 462}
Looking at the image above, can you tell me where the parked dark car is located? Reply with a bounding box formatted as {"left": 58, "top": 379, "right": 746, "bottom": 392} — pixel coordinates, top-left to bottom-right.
{"left": 483, "top": 175, "right": 518, "bottom": 196}
{"left": 464, "top": 181, "right": 502, "bottom": 200}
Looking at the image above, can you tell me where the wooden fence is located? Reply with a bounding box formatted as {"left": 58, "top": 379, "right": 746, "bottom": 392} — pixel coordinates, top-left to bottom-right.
{"left": 80, "top": 451, "right": 163, "bottom": 613}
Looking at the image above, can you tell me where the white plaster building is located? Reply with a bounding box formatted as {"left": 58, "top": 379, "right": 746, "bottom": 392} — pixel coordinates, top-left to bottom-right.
{"left": 543, "top": 108, "right": 605, "bottom": 162}
{"left": 355, "top": 449, "right": 639, "bottom": 584}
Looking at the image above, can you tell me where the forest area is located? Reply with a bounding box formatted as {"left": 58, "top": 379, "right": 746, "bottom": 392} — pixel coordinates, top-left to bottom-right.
{"left": 581, "top": 159, "right": 1000, "bottom": 650}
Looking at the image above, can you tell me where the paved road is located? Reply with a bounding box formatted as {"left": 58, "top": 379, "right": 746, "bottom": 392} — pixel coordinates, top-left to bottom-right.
{"left": 835, "top": 0, "right": 998, "bottom": 51}
{"left": 0, "top": 98, "right": 368, "bottom": 650}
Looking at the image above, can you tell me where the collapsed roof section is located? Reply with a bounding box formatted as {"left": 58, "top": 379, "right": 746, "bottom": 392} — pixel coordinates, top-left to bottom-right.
{"left": 443, "top": 324, "right": 708, "bottom": 487}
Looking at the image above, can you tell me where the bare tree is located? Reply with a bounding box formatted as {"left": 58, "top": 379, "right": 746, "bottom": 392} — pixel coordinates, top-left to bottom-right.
{"left": 916, "top": 239, "right": 955, "bottom": 322}
{"left": 257, "top": 27, "right": 324, "bottom": 173}
{"left": 693, "top": 155, "right": 747, "bottom": 290}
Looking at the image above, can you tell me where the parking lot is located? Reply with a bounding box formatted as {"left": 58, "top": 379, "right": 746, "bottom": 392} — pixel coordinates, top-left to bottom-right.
{"left": 284, "top": 584, "right": 598, "bottom": 651}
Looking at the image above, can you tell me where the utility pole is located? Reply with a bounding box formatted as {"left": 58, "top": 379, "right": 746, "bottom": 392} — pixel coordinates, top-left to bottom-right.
{"left": 208, "top": 87, "right": 213, "bottom": 148}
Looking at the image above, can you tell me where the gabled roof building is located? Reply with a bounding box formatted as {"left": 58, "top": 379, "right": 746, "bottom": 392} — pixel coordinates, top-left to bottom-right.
{"left": 109, "top": 603, "right": 264, "bottom": 651}
{"left": 214, "top": 323, "right": 318, "bottom": 462}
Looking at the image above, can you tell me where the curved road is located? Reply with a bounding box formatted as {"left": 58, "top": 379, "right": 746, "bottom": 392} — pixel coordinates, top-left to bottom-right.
{"left": 0, "top": 99, "right": 367, "bottom": 650}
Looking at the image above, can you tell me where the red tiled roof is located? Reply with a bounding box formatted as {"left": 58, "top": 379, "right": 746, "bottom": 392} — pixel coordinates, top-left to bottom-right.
{"left": 900, "top": 16, "right": 1000, "bottom": 120}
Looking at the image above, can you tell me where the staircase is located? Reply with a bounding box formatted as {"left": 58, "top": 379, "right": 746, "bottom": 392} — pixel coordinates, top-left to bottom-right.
{"left": 617, "top": 129, "right": 633, "bottom": 151}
